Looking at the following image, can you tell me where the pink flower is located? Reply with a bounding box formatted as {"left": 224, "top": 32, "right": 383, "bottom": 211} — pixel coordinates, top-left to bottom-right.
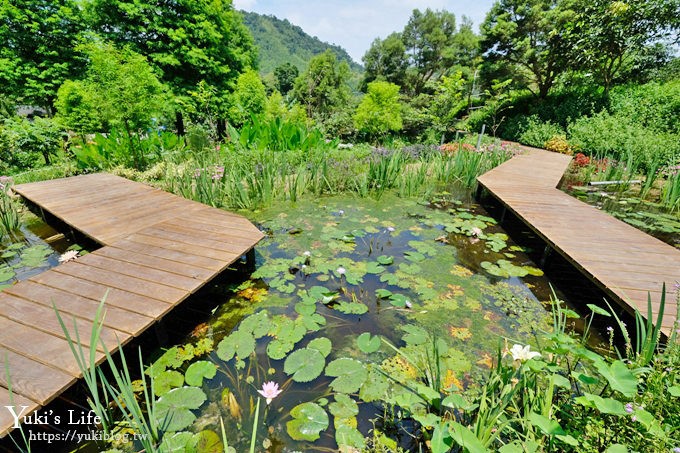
{"left": 471, "top": 227, "right": 483, "bottom": 237}
{"left": 257, "top": 381, "right": 282, "bottom": 405}
{"left": 336, "top": 267, "right": 346, "bottom": 275}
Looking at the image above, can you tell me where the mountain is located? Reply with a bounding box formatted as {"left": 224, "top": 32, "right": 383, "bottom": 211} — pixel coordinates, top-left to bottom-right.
{"left": 241, "top": 11, "right": 362, "bottom": 75}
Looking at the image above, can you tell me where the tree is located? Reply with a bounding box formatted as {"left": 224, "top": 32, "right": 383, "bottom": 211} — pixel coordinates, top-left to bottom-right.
{"left": 293, "top": 50, "right": 350, "bottom": 121}
{"left": 564, "top": 0, "right": 680, "bottom": 93}
{"left": 361, "top": 33, "right": 408, "bottom": 91}
{"left": 89, "top": 0, "right": 257, "bottom": 132}
{"left": 0, "top": 0, "right": 85, "bottom": 112}
{"left": 56, "top": 42, "right": 168, "bottom": 168}
{"left": 402, "top": 8, "right": 458, "bottom": 94}
{"left": 274, "top": 63, "right": 299, "bottom": 95}
{"left": 229, "top": 70, "right": 267, "bottom": 127}
{"left": 481, "top": 0, "right": 573, "bottom": 98}
{"left": 429, "top": 72, "right": 466, "bottom": 134}
{"left": 354, "top": 81, "right": 403, "bottom": 139}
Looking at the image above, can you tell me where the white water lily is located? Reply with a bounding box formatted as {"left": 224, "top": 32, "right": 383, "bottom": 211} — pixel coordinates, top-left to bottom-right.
{"left": 58, "top": 250, "right": 79, "bottom": 263}
{"left": 507, "top": 344, "right": 541, "bottom": 362}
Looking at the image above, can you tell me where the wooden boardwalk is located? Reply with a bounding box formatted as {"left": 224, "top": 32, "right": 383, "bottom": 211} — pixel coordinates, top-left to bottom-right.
{"left": 478, "top": 147, "right": 679, "bottom": 337}
{"left": 0, "top": 173, "right": 264, "bottom": 437}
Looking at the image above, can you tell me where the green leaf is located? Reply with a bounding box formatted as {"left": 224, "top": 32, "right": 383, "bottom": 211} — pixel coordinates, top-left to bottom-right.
{"left": 431, "top": 422, "right": 453, "bottom": 453}
{"left": 404, "top": 251, "right": 425, "bottom": 262}
{"left": 529, "top": 413, "right": 565, "bottom": 435}
{"left": 335, "top": 301, "right": 368, "bottom": 315}
{"left": 335, "top": 424, "right": 365, "bottom": 450}
{"left": 449, "top": 421, "right": 487, "bottom": 453}
{"left": 154, "top": 386, "right": 207, "bottom": 432}
{"left": 284, "top": 348, "right": 326, "bottom": 382}
{"left": 307, "top": 337, "right": 332, "bottom": 357}
{"left": 402, "top": 324, "right": 428, "bottom": 345}
{"left": 574, "top": 394, "right": 627, "bottom": 415}
{"left": 388, "top": 293, "right": 409, "bottom": 308}
{"left": 295, "top": 302, "right": 316, "bottom": 316}
{"left": 365, "top": 262, "right": 385, "bottom": 274}
{"left": 587, "top": 304, "right": 611, "bottom": 317}
{"left": 668, "top": 385, "right": 680, "bottom": 397}
{"left": 357, "top": 333, "right": 381, "bottom": 353}
{"left": 326, "top": 358, "right": 368, "bottom": 393}
{"left": 592, "top": 359, "right": 637, "bottom": 398}
{"left": 184, "top": 361, "right": 217, "bottom": 387}
{"left": 188, "top": 430, "right": 222, "bottom": 453}
{"left": 377, "top": 255, "right": 393, "bottom": 265}
{"left": 159, "top": 431, "right": 194, "bottom": 452}
{"left": 154, "top": 370, "right": 184, "bottom": 396}
{"left": 375, "top": 288, "right": 393, "bottom": 299}
{"left": 328, "top": 394, "right": 359, "bottom": 419}
{"left": 605, "top": 445, "right": 629, "bottom": 453}
{"left": 266, "top": 339, "right": 295, "bottom": 360}
{"left": 0, "top": 267, "right": 15, "bottom": 282}
{"left": 286, "top": 402, "right": 329, "bottom": 441}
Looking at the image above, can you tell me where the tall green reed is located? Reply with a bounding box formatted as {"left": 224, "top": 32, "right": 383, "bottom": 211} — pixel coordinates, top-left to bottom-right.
{"left": 0, "top": 178, "right": 22, "bottom": 239}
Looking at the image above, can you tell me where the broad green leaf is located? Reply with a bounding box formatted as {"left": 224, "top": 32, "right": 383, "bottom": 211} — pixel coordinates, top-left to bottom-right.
{"left": 529, "top": 413, "right": 564, "bottom": 436}
{"left": 605, "top": 445, "right": 628, "bottom": 453}
{"left": 402, "top": 324, "right": 428, "bottom": 345}
{"left": 284, "top": 348, "right": 326, "bottom": 382}
{"left": 328, "top": 394, "right": 359, "bottom": 419}
{"left": 155, "top": 370, "right": 184, "bottom": 396}
{"left": 335, "top": 424, "right": 365, "bottom": 450}
{"left": 357, "top": 333, "right": 381, "bottom": 353}
{"left": 592, "top": 359, "right": 637, "bottom": 398}
{"left": 326, "top": 358, "right": 368, "bottom": 393}
{"left": 668, "top": 385, "right": 680, "bottom": 396}
{"left": 185, "top": 361, "right": 217, "bottom": 387}
{"left": 375, "top": 288, "right": 392, "bottom": 299}
{"left": 449, "top": 421, "right": 487, "bottom": 453}
{"left": 431, "top": 422, "right": 453, "bottom": 453}
{"left": 159, "top": 431, "right": 194, "bottom": 452}
{"left": 587, "top": 304, "right": 611, "bottom": 317}
{"left": 307, "top": 337, "right": 332, "bottom": 357}
{"left": 377, "top": 255, "right": 393, "bottom": 265}
{"left": 335, "top": 301, "right": 368, "bottom": 315}
{"left": 266, "top": 339, "right": 295, "bottom": 360}
{"left": 286, "top": 402, "right": 329, "bottom": 441}
{"left": 388, "top": 293, "right": 408, "bottom": 308}
{"left": 574, "top": 394, "right": 627, "bottom": 415}
{"left": 188, "top": 430, "right": 222, "bottom": 453}
{"left": 154, "top": 386, "right": 207, "bottom": 432}
{"left": 365, "top": 262, "right": 385, "bottom": 274}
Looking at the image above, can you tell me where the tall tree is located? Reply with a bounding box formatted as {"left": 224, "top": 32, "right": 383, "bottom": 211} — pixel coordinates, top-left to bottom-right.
{"left": 402, "top": 8, "right": 458, "bottom": 94}
{"left": 274, "top": 62, "right": 299, "bottom": 95}
{"left": 89, "top": 0, "right": 257, "bottom": 132}
{"left": 354, "top": 81, "right": 403, "bottom": 139}
{"left": 564, "top": 0, "right": 680, "bottom": 92}
{"left": 360, "top": 33, "right": 408, "bottom": 91}
{"left": 293, "top": 50, "right": 350, "bottom": 120}
{"left": 0, "top": 0, "right": 85, "bottom": 112}
{"left": 481, "top": 0, "right": 572, "bottom": 98}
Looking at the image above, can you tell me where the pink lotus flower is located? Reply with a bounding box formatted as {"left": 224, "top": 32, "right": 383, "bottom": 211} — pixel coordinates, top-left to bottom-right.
{"left": 257, "top": 381, "right": 282, "bottom": 405}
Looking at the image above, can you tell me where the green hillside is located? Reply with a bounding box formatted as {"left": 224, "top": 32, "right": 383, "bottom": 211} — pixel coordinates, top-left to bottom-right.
{"left": 241, "top": 11, "right": 362, "bottom": 75}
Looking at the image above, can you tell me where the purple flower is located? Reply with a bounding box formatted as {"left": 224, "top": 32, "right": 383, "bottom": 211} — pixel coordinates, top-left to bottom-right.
{"left": 631, "top": 415, "right": 637, "bottom": 422}
{"left": 625, "top": 403, "right": 633, "bottom": 413}
{"left": 673, "top": 447, "right": 680, "bottom": 453}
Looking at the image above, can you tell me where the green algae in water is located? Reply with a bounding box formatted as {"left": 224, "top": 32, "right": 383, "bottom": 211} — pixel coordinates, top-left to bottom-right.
{"left": 135, "top": 193, "right": 559, "bottom": 452}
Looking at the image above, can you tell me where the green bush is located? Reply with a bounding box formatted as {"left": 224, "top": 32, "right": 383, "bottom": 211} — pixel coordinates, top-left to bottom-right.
{"left": 517, "top": 115, "right": 565, "bottom": 148}
{"left": 0, "top": 116, "right": 65, "bottom": 171}
{"left": 568, "top": 111, "right": 680, "bottom": 171}
{"left": 608, "top": 80, "right": 680, "bottom": 134}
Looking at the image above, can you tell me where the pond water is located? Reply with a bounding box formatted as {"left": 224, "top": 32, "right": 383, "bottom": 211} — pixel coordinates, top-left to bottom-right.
{"left": 566, "top": 185, "right": 680, "bottom": 249}
{"left": 0, "top": 211, "right": 80, "bottom": 289}
{"left": 121, "top": 191, "right": 572, "bottom": 452}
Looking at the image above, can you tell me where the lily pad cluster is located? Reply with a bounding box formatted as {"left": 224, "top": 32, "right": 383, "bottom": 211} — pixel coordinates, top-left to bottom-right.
{"left": 0, "top": 242, "right": 55, "bottom": 289}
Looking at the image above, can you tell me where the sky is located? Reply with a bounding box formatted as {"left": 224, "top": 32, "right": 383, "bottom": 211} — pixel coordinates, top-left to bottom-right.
{"left": 232, "top": 0, "right": 497, "bottom": 63}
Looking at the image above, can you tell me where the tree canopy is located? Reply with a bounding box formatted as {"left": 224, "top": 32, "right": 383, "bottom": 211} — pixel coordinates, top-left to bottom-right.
{"left": 293, "top": 50, "right": 351, "bottom": 121}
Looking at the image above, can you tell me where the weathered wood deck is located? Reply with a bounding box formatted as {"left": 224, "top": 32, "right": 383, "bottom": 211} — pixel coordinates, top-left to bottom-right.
{"left": 478, "top": 147, "right": 679, "bottom": 337}
{"left": 0, "top": 173, "right": 264, "bottom": 437}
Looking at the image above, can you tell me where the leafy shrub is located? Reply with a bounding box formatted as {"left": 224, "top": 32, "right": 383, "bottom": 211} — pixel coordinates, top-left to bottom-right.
{"left": 0, "top": 116, "right": 65, "bottom": 171}
{"left": 608, "top": 80, "right": 680, "bottom": 134}
{"left": 568, "top": 112, "right": 680, "bottom": 172}
{"left": 517, "top": 116, "right": 565, "bottom": 148}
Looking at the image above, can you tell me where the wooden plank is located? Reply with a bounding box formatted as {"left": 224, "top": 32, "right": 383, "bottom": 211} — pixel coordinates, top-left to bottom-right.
{"left": 3, "top": 281, "right": 155, "bottom": 337}
{"left": 0, "top": 386, "right": 40, "bottom": 438}
{"left": 0, "top": 293, "right": 126, "bottom": 352}
{"left": 30, "top": 271, "right": 172, "bottom": 319}
{"left": 76, "top": 253, "right": 203, "bottom": 293}
{"left": 0, "top": 347, "right": 75, "bottom": 405}
{"left": 52, "top": 262, "right": 188, "bottom": 304}
{"left": 135, "top": 225, "right": 252, "bottom": 255}
{"left": 153, "top": 221, "right": 261, "bottom": 248}
{"left": 126, "top": 231, "right": 240, "bottom": 262}
{"left": 0, "top": 316, "right": 99, "bottom": 377}
{"left": 109, "top": 238, "right": 225, "bottom": 272}
{"left": 96, "top": 245, "right": 215, "bottom": 280}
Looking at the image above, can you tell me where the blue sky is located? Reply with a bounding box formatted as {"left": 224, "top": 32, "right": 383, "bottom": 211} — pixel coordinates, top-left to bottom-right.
{"left": 233, "top": 0, "right": 497, "bottom": 63}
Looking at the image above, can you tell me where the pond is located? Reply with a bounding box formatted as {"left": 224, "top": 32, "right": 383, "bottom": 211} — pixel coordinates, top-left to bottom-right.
{"left": 0, "top": 210, "right": 83, "bottom": 289}
{"left": 106, "top": 191, "right": 573, "bottom": 452}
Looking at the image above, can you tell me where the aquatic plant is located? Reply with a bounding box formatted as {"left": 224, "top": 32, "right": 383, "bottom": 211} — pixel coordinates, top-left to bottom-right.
{"left": 0, "top": 177, "right": 21, "bottom": 238}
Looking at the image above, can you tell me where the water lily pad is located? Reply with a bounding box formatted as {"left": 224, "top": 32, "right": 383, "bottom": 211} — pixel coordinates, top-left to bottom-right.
{"left": 155, "top": 386, "right": 207, "bottom": 432}
{"left": 357, "top": 333, "right": 381, "bottom": 353}
{"left": 336, "top": 424, "right": 365, "bottom": 450}
{"left": 295, "top": 302, "right": 316, "bottom": 316}
{"left": 402, "top": 325, "right": 428, "bottom": 345}
{"left": 286, "top": 402, "right": 329, "bottom": 441}
{"left": 377, "top": 255, "right": 394, "bottom": 265}
{"left": 365, "top": 262, "right": 385, "bottom": 274}
{"left": 189, "top": 430, "right": 222, "bottom": 453}
{"left": 19, "top": 244, "right": 52, "bottom": 268}
{"left": 334, "top": 301, "right": 368, "bottom": 315}
{"left": 266, "top": 339, "right": 295, "bottom": 360}
{"left": 159, "top": 431, "right": 194, "bottom": 452}
{"left": 185, "top": 361, "right": 217, "bottom": 387}
{"left": 0, "top": 267, "right": 16, "bottom": 282}
{"left": 404, "top": 251, "right": 426, "bottom": 262}
{"left": 216, "top": 330, "right": 255, "bottom": 362}
{"left": 154, "top": 370, "right": 185, "bottom": 396}
{"left": 329, "top": 393, "right": 359, "bottom": 419}
{"left": 284, "top": 348, "right": 326, "bottom": 382}
{"left": 307, "top": 337, "right": 332, "bottom": 357}
{"left": 326, "top": 358, "right": 368, "bottom": 393}
{"left": 388, "top": 293, "right": 409, "bottom": 308}
{"left": 375, "top": 288, "right": 392, "bottom": 299}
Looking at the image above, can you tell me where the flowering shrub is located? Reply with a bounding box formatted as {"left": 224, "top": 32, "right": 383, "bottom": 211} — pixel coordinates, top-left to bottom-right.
{"left": 574, "top": 152, "right": 591, "bottom": 167}
{"left": 545, "top": 134, "right": 576, "bottom": 155}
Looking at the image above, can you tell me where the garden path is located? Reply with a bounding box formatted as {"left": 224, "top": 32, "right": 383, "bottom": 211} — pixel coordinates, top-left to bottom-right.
{"left": 0, "top": 173, "right": 263, "bottom": 437}
{"left": 478, "top": 147, "right": 679, "bottom": 338}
